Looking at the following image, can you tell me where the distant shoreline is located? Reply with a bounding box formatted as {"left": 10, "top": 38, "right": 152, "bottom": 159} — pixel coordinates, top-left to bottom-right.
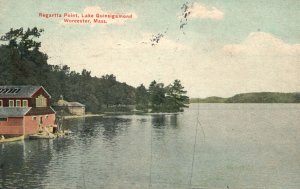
{"left": 190, "top": 92, "right": 300, "bottom": 103}
{"left": 62, "top": 112, "right": 183, "bottom": 119}
{"left": 62, "top": 114, "right": 104, "bottom": 119}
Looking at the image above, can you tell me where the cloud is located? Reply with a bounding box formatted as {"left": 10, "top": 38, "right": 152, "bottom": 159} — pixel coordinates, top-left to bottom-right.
{"left": 0, "top": 0, "right": 8, "bottom": 18}
{"left": 41, "top": 30, "right": 300, "bottom": 98}
{"left": 223, "top": 32, "right": 300, "bottom": 56}
{"left": 60, "top": 6, "right": 137, "bottom": 26}
{"left": 41, "top": 31, "right": 189, "bottom": 68}
{"left": 41, "top": 31, "right": 191, "bottom": 95}
{"left": 77, "top": 33, "right": 188, "bottom": 60}
{"left": 82, "top": 32, "right": 188, "bottom": 51}
{"left": 188, "top": 2, "right": 224, "bottom": 20}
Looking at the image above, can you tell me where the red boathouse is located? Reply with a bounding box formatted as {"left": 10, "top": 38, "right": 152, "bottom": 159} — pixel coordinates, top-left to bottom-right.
{"left": 0, "top": 86, "right": 57, "bottom": 137}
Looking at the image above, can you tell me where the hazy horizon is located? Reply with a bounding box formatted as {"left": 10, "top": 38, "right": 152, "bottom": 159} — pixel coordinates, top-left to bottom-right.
{"left": 1, "top": 0, "right": 299, "bottom": 97}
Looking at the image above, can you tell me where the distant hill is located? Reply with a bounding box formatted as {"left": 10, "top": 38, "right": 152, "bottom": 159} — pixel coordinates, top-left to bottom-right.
{"left": 190, "top": 96, "right": 226, "bottom": 103}
{"left": 190, "top": 92, "right": 300, "bottom": 103}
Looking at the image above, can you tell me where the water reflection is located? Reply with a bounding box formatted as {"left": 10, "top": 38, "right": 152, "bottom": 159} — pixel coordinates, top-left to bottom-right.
{"left": 170, "top": 114, "right": 179, "bottom": 128}
{"left": 151, "top": 114, "right": 180, "bottom": 129}
{"left": 101, "top": 117, "right": 131, "bottom": 141}
{"left": 0, "top": 104, "right": 300, "bottom": 188}
{"left": 0, "top": 140, "right": 53, "bottom": 188}
{"left": 151, "top": 115, "right": 166, "bottom": 128}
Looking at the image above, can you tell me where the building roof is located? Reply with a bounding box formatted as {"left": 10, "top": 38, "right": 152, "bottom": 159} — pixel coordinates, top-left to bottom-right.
{"left": 68, "top": 102, "right": 85, "bottom": 107}
{"left": 26, "top": 107, "right": 56, "bottom": 115}
{"left": 0, "top": 86, "right": 51, "bottom": 98}
{"left": 56, "top": 99, "right": 85, "bottom": 107}
{"left": 0, "top": 107, "right": 31, "bottom": 118}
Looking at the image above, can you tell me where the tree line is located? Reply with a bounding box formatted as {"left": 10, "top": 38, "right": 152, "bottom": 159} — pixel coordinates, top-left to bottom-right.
{"left": 0, "top": 27, "right": 189, "bottom": 113}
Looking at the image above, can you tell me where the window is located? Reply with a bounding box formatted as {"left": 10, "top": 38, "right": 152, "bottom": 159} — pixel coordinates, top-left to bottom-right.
{"left": 16, "top": 100, "right": 21, "bottom": 107}
{"left": 22, "top": 100, "right": 28, "bottom": 107}
{"left": 9, "top": 100, "right": 14, "bottom": 107}
{"left": 39, "top": 116, "right": 43, "bottom": 124}
{"left": 36, "top": 95, "right": 47, "bottom": 107}
{"left": 0, "top": 100, "right": 3, "bottom": 107}
{"left": 45, "top": 115, "right": 48, "bottom": 119}
{"left": 32, "top": 116, "right": 37, "bottom": 121}
{"left": 0, "top": 118, "right": 7, "bottom": 122}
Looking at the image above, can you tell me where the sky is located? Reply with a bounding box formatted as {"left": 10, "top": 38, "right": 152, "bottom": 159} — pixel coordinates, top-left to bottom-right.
{"left": 0, "top": 0, "right": 299, "bottom": 98}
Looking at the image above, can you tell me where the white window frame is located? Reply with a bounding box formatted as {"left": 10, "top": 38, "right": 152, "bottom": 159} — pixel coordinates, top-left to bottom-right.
{"left": 9, "top": 100, "right": 14, "bottom": 107}
{"left": 0, "top": 100, "right": 3, "bottom": 107}
{"left": 45, "top": 115, "right": 48, "bottom": 119}
{"left": 22, "top": 100, "right": 28, "bottom": 107}
{"left": 16, "top": 100, "right": 21, "bottom": 107}
{"left": 32, "top": 116, "right": 37, "bottom": 121}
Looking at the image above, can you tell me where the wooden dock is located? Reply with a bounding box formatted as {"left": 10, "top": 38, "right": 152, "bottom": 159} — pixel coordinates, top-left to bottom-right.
{"left": 0, "top": 135, "right": 24, "bottom": 143}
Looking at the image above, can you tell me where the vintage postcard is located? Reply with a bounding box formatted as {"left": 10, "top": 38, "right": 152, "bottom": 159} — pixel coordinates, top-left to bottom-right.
{"left": 0, "top": 0, "right": 299, "bottom": 188}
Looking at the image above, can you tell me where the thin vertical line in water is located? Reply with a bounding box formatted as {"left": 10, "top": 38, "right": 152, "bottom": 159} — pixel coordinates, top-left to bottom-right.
{"left": 21, "top": 139, "right": 26, "bottom": 188}
{"left": 1, "top": 152, "right": 5, "bottom": 189}
{"left": 149, "top": 121, "right": 153, "bottom": 189}
{"left": 189, "top": 101, "right": 200, "bottom": 188}
{"left": 199, "top": 114, "right": 206, "bottom": 143}
{"left": 81, "top": 160, "right": 86, "bottom": 189}
{"left": 80, "top": 144, "right": 86, "bottom": 189}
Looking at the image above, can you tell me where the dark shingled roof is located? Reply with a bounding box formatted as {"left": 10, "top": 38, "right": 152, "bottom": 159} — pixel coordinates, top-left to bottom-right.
{"left": 0, "top": 86, "right": 50, "bottom": 98}
{"left": 26, "top": 107, "right": 56, "bottom": 115}
{"left": 0, "top": 107, "right": 31, "bottom": 118}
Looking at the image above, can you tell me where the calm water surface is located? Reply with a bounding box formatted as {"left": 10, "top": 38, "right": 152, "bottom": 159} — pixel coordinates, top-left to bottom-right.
{"left": 1, "top": 104, "right": 300, "bottom": 189}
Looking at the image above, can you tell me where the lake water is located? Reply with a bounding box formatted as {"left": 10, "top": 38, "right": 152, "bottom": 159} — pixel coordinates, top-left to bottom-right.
{"left": 1, "top": 104, "right": 300, "bottom": 189}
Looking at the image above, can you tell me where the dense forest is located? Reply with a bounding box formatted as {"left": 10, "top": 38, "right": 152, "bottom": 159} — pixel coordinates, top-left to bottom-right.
{"left": 0, "top": 27, "right": 189, "bottom": 113}
{"left": 190, "top": 92, "right": 300, "bottom": 103}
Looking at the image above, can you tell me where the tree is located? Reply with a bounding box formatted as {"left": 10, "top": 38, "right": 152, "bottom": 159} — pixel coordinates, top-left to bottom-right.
{"left": 135, "top": 84, "right": 149, "bottom": 110}
{"left": 0, "top": 27, "right": 44, "bottom": 59}
{"left": 148, "top": 80, "right": 166, "bottom": 111}
{"left": 1, "top": 28, "right": 189, "bottom": 114}
{"left": 166, "top": 80, "right": 189, "bottom": 112}
{"left": 295, "top": 93, "right": 300, "bottom": 103}
{"left": 0, "top": 28, "right": 137, "bottom": 113}
{"left": 100, "top": 74, "right": 118, "bottom": 107}
{"left": 0, "top": 27, "right": 50, "bottom": 86}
